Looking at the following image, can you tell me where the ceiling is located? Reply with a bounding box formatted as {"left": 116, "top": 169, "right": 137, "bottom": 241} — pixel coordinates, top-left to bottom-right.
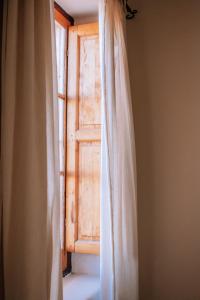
{"left": 56, "top": 0, "right": 99, "bottom": 18}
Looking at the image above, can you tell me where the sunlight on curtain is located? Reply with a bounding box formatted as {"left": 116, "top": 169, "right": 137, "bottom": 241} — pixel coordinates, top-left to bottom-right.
{"left": 99, "top": 0, "right": 139, "bottom": 299}
{"left": 55, "top": 21, "right": 67, "bottom": 95}
{"left": 55, "top": 21, "right": 67, "bottom": 251}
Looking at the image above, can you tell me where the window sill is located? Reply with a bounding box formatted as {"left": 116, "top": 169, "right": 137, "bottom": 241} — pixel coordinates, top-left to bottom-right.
{"left": 63, "top": 273, "right": 100, "bottom": 300}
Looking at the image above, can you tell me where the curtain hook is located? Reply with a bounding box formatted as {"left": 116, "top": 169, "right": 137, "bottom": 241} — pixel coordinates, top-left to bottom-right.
{"left": 122, "top": 0, "right": 138, "bottom": 20}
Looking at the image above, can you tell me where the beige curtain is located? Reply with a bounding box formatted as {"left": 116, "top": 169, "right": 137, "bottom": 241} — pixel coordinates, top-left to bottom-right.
{"left": 1, "top": 0, "right": 62, "bottom": 299}
{"left": 99, "top": 0, "right": 139, "bottom": 299}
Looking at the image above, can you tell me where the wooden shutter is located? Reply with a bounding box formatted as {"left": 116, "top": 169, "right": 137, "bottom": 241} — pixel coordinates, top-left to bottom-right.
{"left": 66, "top": 23, "right": 101, "bottom": 255}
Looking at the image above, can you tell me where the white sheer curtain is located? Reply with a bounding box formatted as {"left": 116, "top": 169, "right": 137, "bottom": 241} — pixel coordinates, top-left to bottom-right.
{"left": 1, "top": 0, "right": 62, "bottom": 299}
{"left": 99, "top": 0, "right": 138, "bottom": 299}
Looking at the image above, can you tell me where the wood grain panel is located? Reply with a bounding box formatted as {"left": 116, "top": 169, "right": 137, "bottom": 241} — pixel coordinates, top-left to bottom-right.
{"left": 79, "top": 35, "right": 101, "bottom": 128}
{"left": 66, "top": 23, "right": 100, "bottom": 255}
{"left": 78, "top": 142, "right": 100, "bottom": 241}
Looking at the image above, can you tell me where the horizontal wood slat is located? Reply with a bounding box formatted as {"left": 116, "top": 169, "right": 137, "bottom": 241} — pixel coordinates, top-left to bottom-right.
{"left": 75, "top": 240, "right": 100, "bottom": 255}
{"left": 75, "top": 128, "right": 101, "bottom": 142}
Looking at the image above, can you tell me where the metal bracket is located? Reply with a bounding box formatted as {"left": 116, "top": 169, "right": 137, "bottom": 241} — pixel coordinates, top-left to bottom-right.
{"left": 122, "top": 0, "right": 138, "bottom": 20}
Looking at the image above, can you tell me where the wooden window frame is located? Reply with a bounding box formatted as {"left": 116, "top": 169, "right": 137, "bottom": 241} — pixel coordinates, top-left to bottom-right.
{"left": 55, "top": 2, "right": 100, "bottom": 276}
{"left": 54, "top": 1, "right": 74, "bottom": 276}
{"left": 54, "top": 2, "right": 74, "bottom": 28}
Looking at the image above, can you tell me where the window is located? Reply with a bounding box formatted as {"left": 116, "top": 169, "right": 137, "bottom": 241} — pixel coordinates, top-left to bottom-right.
{"left": 55, "top": 3, "right": 101, "bottom": 274}
{"left": 54, "top": 2, "right": 72, "bottom": 272}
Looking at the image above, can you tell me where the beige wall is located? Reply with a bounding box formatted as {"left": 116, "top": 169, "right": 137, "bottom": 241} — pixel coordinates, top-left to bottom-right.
{"left": 127, "top": 1, "right": 200, "bottom": 299}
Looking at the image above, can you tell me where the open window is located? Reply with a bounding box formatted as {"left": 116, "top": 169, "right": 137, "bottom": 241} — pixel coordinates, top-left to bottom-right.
{"left": 54, "top": 2, "right": 73, "bottom": 272}
{"left": 54, "top": 2, "right": 100, "bottom": 275}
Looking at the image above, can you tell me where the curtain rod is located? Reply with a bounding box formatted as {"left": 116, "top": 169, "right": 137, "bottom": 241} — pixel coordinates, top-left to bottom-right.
{"left": 121, "top": 0, "right": 138, "bottom": 20}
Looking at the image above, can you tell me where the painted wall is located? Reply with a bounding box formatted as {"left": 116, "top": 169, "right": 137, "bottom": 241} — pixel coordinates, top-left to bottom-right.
{"left": 127, "top": 1, "right": 200, "bottom": 299}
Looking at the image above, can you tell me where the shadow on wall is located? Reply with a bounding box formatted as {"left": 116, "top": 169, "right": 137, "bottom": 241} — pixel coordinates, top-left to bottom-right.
{"left": 127, "top": 0, "right": 200, "bottom": 299}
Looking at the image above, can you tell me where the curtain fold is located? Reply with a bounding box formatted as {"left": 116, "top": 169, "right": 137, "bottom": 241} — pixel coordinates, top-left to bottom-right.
{"left": 99, "top": 0, "right": 138, "bottom": 299}
{"left": 1, "top": 0, "right": 62, "bottom": 299}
